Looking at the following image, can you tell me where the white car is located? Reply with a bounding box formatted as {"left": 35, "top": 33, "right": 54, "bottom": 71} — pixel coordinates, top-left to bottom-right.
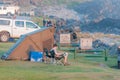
{"left": 0, "top": 18, "right": 41, "bottom": 42}
{"left": 0, "top": 5, "right": 19, "bottom": 16}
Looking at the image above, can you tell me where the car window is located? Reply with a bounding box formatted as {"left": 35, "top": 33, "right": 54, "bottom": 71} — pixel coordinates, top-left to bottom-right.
{"left": 0, "top": 20, "right": 10, "bottom": 25}
{"left": 15, "top": 21, "right": 24, "bottom": 27}
{"left": 26, "top": 22, "right": 38, "bottom": 28}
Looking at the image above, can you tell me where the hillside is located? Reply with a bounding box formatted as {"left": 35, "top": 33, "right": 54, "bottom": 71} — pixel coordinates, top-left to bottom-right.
{"left": 2, "top": 0, "right": 120, "bottom": 34}
{"left": 81, "top": 18, "right": 120, "bottom": 34}
{"left": 31, "top": 0, "right": 120, "bottom": 35}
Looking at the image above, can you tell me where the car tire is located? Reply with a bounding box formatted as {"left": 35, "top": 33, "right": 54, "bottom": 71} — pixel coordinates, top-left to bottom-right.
{"left": 0, "top": 32, "right": 10, "bottom": 42}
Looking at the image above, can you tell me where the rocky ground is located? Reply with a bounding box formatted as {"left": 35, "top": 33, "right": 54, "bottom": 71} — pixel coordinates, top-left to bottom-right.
{"left": 81, "top": 33, "right": 120, "bottom": 55}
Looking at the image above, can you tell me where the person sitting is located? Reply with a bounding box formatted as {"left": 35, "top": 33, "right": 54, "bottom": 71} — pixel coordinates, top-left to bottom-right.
{"left": 50, "top": 44, "right": 70, "bottom": 66}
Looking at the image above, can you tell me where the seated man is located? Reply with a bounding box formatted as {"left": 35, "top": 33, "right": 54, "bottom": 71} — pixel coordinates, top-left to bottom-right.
{"left": 50, "top": 44, "right": 69, "bottom": 66}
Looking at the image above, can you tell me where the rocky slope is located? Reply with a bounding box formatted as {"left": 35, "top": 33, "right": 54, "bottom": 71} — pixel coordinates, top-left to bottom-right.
{"left": 32, "top": 0, "right": 120, "bottom": 35}
{"left": 15, "top": 0, "right": 120, "bottom": 54}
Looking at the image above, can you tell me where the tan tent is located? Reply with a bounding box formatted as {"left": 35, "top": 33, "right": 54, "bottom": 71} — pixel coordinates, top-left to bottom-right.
{"left": 5, "top": 27, "right": 55, "bottom": 60}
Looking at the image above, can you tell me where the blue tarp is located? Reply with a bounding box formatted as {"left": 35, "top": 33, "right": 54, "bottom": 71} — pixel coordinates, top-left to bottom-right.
{"left": 30, "top": 51, "right": 43, "bottom": 62}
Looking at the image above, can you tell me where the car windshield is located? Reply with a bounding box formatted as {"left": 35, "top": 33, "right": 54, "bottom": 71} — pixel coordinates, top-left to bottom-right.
{"left": 26, "top": 22, "right": 38, "bottom": 28}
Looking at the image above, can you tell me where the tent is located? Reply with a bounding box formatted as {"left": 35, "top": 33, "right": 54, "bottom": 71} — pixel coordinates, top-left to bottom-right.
{"left": 4, "top": 27, "right": 55, "bottom": 60}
